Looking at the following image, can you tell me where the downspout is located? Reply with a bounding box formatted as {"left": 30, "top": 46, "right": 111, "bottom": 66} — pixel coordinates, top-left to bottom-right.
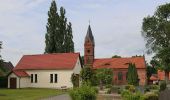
{"left": 19, "top": 77, "right": 21, "bottom": 89}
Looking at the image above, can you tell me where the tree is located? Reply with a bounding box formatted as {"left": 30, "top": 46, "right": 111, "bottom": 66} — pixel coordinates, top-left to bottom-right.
{"left": 127, "top": 63, "right": 139, "bottom": 86}
{"left": 146, "top": 65, "right": 157, "bottom": 82}
{"left": 112, "top": 55, "right": 121, "bottom": 58}
{"left": 45, "top": 0, "right": 74, "bottom": 53}
{"left": 96, "top": 68, "right": 113, "bottom": 90}
{"left": 80, "top": 66, "right": 94, "bottom": 85}
{"left": 142, "top": 3, "right": 170, "bottom": 82}
{"left": 71, "top": 73, "right": 79, "bottom": 88}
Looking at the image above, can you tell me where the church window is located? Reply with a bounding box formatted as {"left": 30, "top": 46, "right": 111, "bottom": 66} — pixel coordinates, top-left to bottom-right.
{"left": 118, "top": 72, "right": 123, "bottom": 80}
{"left": 87, "top": 57, "right": 90, "bottom": 63}
{"left": 87, "top": 50, "right": 90, "bottom": 53}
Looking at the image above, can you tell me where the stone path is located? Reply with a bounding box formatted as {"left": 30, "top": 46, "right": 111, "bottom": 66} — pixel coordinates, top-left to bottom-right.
{"left": 159, "top": 89, "right": 170, "bottom": 100}
{"left": 41, "top": 94, "right": 71, "bottom": 100}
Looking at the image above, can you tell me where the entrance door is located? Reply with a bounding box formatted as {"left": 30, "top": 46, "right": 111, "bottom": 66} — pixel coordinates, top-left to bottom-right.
{"left": 10, "top": 78, "right": 17, "bottom": 89}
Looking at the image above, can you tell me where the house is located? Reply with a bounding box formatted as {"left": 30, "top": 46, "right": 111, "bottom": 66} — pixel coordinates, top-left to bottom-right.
{"left": 8, "top": 53, "right": 82, "bottom": 89}
{"left": 84, "top": 25, "right": 147, "bottom": 85}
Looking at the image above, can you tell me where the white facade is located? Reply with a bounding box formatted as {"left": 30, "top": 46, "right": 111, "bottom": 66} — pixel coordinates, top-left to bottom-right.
{"left": 8, "top": 58, "right": 82, "bottom": 89}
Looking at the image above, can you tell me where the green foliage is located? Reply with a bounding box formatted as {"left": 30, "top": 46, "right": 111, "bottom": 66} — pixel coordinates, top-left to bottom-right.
{"left": 144, "top": 93, "right": 158, "bottom": 100}
{"left": 159, "top": 81, "right": 167, "bottom": 91}
{"left": 125, "top": 85, "right": 136, "bottom": 93}
{"left": 112, "top": 55, "right": 121, "bottom": 58}
{"left": 96, "top": 68, "right": 113, "bottom": 85}
{"left": 71, "top": 73, "right": 79, "bottom": 88}
{"left": 142, "top": 3, "right": 170, "bottom": 80}
{"left": 127, "top": 63, "right": 139, "bottom": 86}
{"left": 45, "top": 0, "right": 74, "bottom": 53}
{"left": 121, "top": 90, "right": 143, "bottom": 100}
{"left": 146, "top": 65, "right": 157, "bottom": 81}
{"left": 0, "top": 77, "right": 7, "bottom": 88}
{"left": 108, "top": 86, "right": 121, "bottom": 94}
{"left": 69, "top": 84, "right": 97, "bottom": 100}
{"left": 80, "top": 66, "right": 94, "bottom": 84}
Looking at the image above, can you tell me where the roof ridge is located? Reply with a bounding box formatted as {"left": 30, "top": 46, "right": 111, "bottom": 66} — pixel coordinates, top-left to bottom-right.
{"left": 23, "top": 52, "right": 80, "bottom": 56}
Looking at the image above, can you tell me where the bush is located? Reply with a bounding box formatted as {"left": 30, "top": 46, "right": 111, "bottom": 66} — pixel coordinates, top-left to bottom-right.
{"left": 69, "top": 84, "right": 97, "bottom": 100}
{"left": 125, "top": 85, "right": 136, "bottom": 93}
{"left": 144, "top": 92, "right": 158, "bottom": 100}
{"left": 0, "top": 77, "right": 8, "bottom": 88}
{"left": 149, "top": 85, "right": 159, "bottom": 90}
{"left": 159, "top": 81, "right": 166, "bottom": 91}
{"left": 144, "top": 87, "right": 150, "bottom": 93}
{"left": 121, "top": 90, "right": 143, "bottom": 100}
{"left": 105, "top": 84, "right": 112, "bottom": 88}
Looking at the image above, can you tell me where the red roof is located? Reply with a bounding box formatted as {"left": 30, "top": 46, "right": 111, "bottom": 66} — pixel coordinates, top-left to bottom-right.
{"left": 14, "top": 53, "right": 80, "bottom": 70}
{"left": 150, "top": 74, "right": 158, "bottom": 81}
{"left": 93, "top": 57, "right": 146, "bottom": 69}
{"left": 13, "top": 70, "right": 29, "bottom": 77}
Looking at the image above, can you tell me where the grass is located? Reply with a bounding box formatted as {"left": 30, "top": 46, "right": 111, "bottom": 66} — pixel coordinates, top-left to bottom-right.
{"left": 0, "top": 88, "right": 66, "bottom": 100}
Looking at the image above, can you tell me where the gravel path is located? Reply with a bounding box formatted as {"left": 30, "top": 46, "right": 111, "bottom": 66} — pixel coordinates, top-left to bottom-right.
{"left": 41, "top": 94, "right": 71, "bottom": 100}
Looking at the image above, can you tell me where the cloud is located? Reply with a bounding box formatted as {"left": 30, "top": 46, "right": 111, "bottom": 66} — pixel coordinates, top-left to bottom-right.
{"left": 0, "top": 0, "right": 168, "bottom": 66}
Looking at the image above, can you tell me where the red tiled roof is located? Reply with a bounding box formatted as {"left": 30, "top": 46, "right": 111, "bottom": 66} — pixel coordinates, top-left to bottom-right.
{"left": 13, "top": 70, "right": 29, "bottom": 77}
{"left": 14, "top": 53, "right": 80, "bottom": 70}
{"left": 93, "top": 57, "right": 146, "bottom": 69}
{"left": 150, "top": 74, "right": 158, "bottom": 81}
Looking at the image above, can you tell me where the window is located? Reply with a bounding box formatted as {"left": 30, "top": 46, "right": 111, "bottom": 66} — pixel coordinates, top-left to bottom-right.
{"left": 118, "top": 72, "right": 123, "bottom": 80}
{"left": 31, "top": 74, "right": 38, "bottom": 83}
{"left": 35, "top": 74, "right": 37, "bottom": 83}
{"left": 31, "top": 74, "right": 33, "bottom": 83}
{"left": 87, "top": 50, "right": 90, "bottom": 53}
{"left": 50, "top": 74, "right": 53, "bottom": 83}
{"left": 126, "top": 72, "right": 128, "bottom": 80}
{"left": 54, "top": 74, "right": 58, "bottom": 83}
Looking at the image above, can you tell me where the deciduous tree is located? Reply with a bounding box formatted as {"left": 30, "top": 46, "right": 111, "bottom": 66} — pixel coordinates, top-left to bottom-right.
{"left": 142, "top": 3, "right": 170, "bottom": 82}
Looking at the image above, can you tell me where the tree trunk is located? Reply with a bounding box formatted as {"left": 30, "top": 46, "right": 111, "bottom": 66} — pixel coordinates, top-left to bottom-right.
{"left": 165, "top": 71, "right": 169, "bottom": 84}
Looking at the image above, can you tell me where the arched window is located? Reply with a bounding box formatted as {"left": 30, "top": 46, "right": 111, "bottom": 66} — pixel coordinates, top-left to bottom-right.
{"left": 118, "top": 72, "right": 123, "bottom": 80}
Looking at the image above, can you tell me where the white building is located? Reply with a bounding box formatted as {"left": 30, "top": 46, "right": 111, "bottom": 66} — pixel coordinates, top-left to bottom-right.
{"left": 8, "top": 53, "right": 82, "bottom": 89}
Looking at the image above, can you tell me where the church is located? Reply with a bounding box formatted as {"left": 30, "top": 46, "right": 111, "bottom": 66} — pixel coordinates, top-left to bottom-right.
{"left": 84, "top": 25, "right": 147, "bottom": 86}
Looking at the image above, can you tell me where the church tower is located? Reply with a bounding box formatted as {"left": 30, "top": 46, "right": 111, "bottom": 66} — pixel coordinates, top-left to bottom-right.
{"left": 84, "top": 25, "right": 95, "bottom": 66}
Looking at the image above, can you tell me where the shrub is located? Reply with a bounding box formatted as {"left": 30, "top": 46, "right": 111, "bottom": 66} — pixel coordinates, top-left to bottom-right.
{"left": 121, "top": 90, "right": 143, "bottom": 100}
{"left": 105, "top": 84, "right": 112, "bottom": 88}
{"left": 125, "top": 85, "right": 136, "bottom": 93}
{"left": 144, "top": 92, "right": 158, "bottom": 100}
{"left": 149, "top": 85, "right": 159, "bottom": 90}
{"left": 144, "top": 87, "right": 150, "bottom": 93}
{"left": 69, "top": 84, "right": 97, "bottom": 100}
{"left": 0, "top": 77, "right": 8, "bottom": 88}
{"left": 159, "top": 81, "right": 166, "bottom": 91}
{"left": 111, "top": 86, "right": 120, "bottom": 93}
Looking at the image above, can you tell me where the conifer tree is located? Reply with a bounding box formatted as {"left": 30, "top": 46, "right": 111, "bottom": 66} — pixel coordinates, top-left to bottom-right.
{"left": 127, "top": 63, "right": 139, "bottom": 86}
{"left": 45, "top": 0, "right": 74, "bottom": 53}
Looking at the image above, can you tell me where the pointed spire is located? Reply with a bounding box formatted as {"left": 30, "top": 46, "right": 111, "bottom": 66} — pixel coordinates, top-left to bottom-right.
{"left": 85, "top": 25, "right": 95, "bottom": 45}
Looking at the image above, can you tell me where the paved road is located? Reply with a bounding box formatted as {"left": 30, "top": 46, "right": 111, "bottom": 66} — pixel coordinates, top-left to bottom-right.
{"left": 41, "top": 94, "right": 71, "bottom": 100}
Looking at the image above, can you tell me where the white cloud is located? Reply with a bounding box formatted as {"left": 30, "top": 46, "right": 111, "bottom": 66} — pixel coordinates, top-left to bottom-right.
{"left": 0, "top": 0, "right": 168, "bottom": 66}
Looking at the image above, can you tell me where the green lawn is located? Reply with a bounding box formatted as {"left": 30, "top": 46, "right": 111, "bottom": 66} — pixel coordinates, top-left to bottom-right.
{"left": 0, "top": 88, "right": 66, "bottom": 100}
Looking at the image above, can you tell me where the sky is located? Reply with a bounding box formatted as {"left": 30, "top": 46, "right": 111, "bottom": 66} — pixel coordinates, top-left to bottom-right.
{"left": 0, "top": 0, "right": 169, "bottom": 66}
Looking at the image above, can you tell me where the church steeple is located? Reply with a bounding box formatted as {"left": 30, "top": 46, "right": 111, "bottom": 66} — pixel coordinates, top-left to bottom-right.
{"left": 85, "top": 25, "right": 95, "bottom": 45}
{"left": 84, "top": 25, "right": 95, "bottom": 66}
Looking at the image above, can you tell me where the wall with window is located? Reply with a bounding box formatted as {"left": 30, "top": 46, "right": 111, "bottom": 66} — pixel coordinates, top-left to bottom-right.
{"left": 26, "top": 70, "right": 73, "bottom": 88}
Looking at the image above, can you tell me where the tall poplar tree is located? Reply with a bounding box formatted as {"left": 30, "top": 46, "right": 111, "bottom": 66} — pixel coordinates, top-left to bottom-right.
{"left": 127, "top": 63, "right": 139, "bottom": 86}
{"left": 45, "top": 0, "right": 74, "bottom": 53}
